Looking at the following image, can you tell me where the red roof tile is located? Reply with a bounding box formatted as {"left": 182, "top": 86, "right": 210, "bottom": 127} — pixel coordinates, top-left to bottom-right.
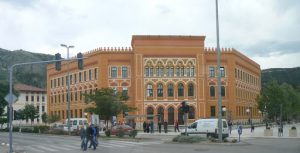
{"left": 14, "top": 83, "right": 46, "bottom": 92}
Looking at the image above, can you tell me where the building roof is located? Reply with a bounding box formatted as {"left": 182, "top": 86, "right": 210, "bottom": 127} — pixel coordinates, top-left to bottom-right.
{"left": 14, "top": 83, "right": 46, "bottom": 92}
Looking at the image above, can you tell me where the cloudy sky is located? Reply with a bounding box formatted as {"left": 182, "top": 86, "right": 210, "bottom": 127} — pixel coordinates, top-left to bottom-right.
{"left": 0, "top": 0, "right": 299, "bottom": 69}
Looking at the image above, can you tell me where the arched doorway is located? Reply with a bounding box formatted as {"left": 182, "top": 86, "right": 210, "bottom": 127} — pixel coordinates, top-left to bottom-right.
{"left": 157, "top": 107, "right": 164, "bottom": 123}
{"left": 168, "top": 107, "right": 174, "bottom": 125}
{"left": 147, "top": 107, "right": 154, "bottom": 120}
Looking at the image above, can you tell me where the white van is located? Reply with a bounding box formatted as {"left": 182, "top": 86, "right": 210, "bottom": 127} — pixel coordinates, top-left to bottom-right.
{"left": 65, "top": 118, "right": 88, "bottom": 131}
{"left": 181, "top": 118, "right": 229, "bottom": 139}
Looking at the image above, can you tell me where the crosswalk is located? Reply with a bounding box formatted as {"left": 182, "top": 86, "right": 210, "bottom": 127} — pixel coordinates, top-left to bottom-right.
{"left": 19, "top": 140, "right": 162, "bottom": 153}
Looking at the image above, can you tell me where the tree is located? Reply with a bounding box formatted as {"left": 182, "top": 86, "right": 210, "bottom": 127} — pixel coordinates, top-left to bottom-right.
{"left": 84, "top": 88, "right": 136, "bottom": 128}
{"left": 41, "top": 112, "right": 48, "bottom": 125}
{"left": 47, "top": 114, "right": 60, "bottom": 124}
{"left": 23, "top": 104, "right": 39, "bottom": 125}
{"left": 257, "top": 80, "right": 300, "bottom": 121}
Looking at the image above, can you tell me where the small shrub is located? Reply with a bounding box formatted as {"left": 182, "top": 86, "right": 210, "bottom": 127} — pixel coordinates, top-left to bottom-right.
{"left": 117, "top": 128, "right": 125, "bottom": 138}
{"left": 21, "top": 127, "right": 34, "bottom": 133}
{"left": 291, "top": 126, "right": 296, "bottom": 130}
{"left": 12, "top": 126, "right": 20, "bottom": 132}
{"left": 37, "top": 125, "right": 50, "bottom": 133}
{"left": 129, "top": 130, "right": 138, "bottom": 138}
{"left": 105, "top": 129, "right": 111, "bottom": 137}
{"left": 172, "top": 135, "right": 206, "bottom": 143}
{"left": 266, "top": 127, "right": 271, "bottom": 130}
{"left": 232, "top": 139, "right": 238, "bottom": 143}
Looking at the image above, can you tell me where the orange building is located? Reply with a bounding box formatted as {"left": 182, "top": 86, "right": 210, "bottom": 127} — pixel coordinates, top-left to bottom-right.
{"left": 47, "top": 35, "right": 261, "bottom": 126}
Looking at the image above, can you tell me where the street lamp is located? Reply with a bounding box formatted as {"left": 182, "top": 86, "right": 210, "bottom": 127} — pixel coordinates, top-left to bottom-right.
{"left": 222, "top": 107, "right": 226, "bottom": 119}
{"left": 61, "top": 44, "right": 74, "bottom": 135}
{"left": 246, "top": 108, "right": 251, "bottom": 125}
{"left": 84, "top": 112, "right": 88, "bottom": 118}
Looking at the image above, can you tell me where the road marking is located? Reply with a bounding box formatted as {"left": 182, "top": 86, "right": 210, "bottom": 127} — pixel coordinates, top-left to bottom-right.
{"left": 24, "top": 146, "right": 45, "bottom": 153}
{"left": 61, "top": 144, "right": 80, "bottom": 149}
{"left": 49, "top": 145, "right": 73, "bottom": 151}
{"left": 34, "top": 145, "right": 58, "bottom": 152}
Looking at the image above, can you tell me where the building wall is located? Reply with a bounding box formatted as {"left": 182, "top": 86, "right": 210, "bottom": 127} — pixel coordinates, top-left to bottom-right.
{"left": 47, "top": 35, "right": 261, "bottom": 125}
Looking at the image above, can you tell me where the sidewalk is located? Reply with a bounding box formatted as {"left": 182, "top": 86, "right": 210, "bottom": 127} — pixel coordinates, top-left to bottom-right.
{"left": 229, "top": 123, "right": 300, "bottom": 139}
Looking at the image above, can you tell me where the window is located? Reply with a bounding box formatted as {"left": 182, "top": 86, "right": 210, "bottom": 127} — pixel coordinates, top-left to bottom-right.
{"left": 171, "top": 67, "right": 174, "bottom": 76}
{"left": 31, "top": 96, "right": 34, "bottom": 102}
{"left": 191, "top": 67, "right": 195, "bottom": 76}
{"left": 147, "top": 84, "right": 153, "bottom": 97}
{"left": 122, "top": 67, "right": 128, "bottom": 78}
{"left": 209, "top": 67, "right": 215, "bottom": 77}
{"left": 166, "top": 67, "right": 170, "bottom": 76}
{"left": 147, "top": 107, "right": 154, "bottom": 120}
{"left": 36, "top": 106, "right": 39, "bottom": 113}
{"left": 188, "top": 84, "right": 194, "bottom": 97}
{"left": 51, "top": 80, "right": 53, "bottom": 88}
{"left": 156, "top": 67, "right": 159, "bottom": 76}
{"left": 111, "top": 67, "right": 117, "bottom": 78}
{"left": 181, "top": 67, "right": 184, "bottom": 76}
{"left": 122, "top": 87, "right": 128, "bottom": 99}
{"left": 70, "top": 75, "right": 73, "bottom": 84}
{"left": 160, "top": 67, "right": 164, "bottom": 77}
{"left": 74, "top": 74, "right": 77, "bottom": 83}
{"left": 168, "top": 84, "right": 174, "bottom": 97}
{"left": 178, "top": 83, "right": 184, "bottom": 97}
{"left": 221, "top": 86, "right": 226, "bottom": 97}
{"left": 37, "top": 96, "right": 40, "bottom": 102}
{"left": 62, "top": 77, "right": 64, "bottom": 86}
{"left": 26, "top": 96, "right": 28, "bottom": 102}
{"left": 145, "top": 67, "right": 149, "bottom": 76}
{"left": 54, "top": 79, "right": 56, "bottom": 87}
{"left": 42, "top": 96, "right": 45, "bottom": 102}
{"left": 58, "top": 78, "right": 60, "bottom": 86}
{"left": 176, "top": 67, "right": 180, "bottom": 76}
{"left": 89, "top": 69, "right": 92, "bottom": 80}
{"left": 210, "top": 86, "right": 215, "bottom": 97}
{"left": 186, "top": 67, "right": 190, "bottom": 76}
{"left": 150, "top": 67, "right": 154, "bottom": 76}
{"left": 190, "top": 122, "right": 197, "bottom": 129}
{"left": 220, "top": 67, "right": 225, "bottom": 77}
{"left": 157, "top": 84, "right": 163, "bottom": 97}
{"left": 42, "top": 106, "right": 45, "bottom": 112}
{"left": 94, "top": 68, "right": 98, "bottom": 80}
{"left": 66, "top": 76, "right": 68, "bottom": 85}
{"left": 210, "top": 106, "right": 216, "bottom": 117}
{"left": 75, "top": 92, "right": 78, "bottom": 101}
{"left": 84, "top": 71, "right": 87, "bottom": 81}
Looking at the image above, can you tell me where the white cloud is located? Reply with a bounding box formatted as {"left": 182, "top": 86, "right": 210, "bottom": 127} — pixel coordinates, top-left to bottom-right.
{"left": 0, "top": 0, "right": 299, "bottom": 69}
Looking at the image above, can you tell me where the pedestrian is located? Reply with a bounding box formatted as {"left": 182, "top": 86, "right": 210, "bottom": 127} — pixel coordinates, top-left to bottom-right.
{"left": 164, "top": 121, "right": 168, "bottom": 133}
{"left": 228, "top": 121, "right": 232, "bottom": 134}
{"left": 143, "top": 121, "right": 146, "bottom": 133}
{"left": 86, "top": 124, "right": 92, "bottom": 149}
{"left": 158, "top": 121, "right": 162, "bottom": 133}
{"left": 174, "top": 120, "right": 180, "bottom": 132}
{"left": 146, "top": 121, "right": 150, "bottom": 133}
{"left": 150, "top": 121, "right": 154, "bottom": 133}
{"left": 79, "top": 125, "right": 87, "bottom": 151}
{"left": 88, "top": 124, "right": 97, "bottom": 150}
{"left": 251, "top": 124, "right": 255, "bottom": 133}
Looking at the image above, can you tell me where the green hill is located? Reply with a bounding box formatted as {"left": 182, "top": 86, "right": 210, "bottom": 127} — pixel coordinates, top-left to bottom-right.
{"left": 0, "top": 48, "right": 54, "bottom": 88}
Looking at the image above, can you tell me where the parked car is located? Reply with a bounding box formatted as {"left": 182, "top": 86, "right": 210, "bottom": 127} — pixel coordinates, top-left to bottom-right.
{"left": 111, "top": 125, "right": 133, "bottom": 136}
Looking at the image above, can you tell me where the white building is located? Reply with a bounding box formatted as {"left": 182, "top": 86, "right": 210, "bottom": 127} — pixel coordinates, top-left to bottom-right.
{"left": 13, "top": 83, "right": 47, "bottom": 125}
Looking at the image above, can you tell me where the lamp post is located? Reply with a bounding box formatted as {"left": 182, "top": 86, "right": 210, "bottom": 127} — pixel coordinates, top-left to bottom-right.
{"left": 246, "top": 108, "right": 251, "bottom": 125}
{"left": 61, "top": 44, "right": 74, "bottom": 135}
{"left": 222, "top": 107, "right": 226, "bottom": 119}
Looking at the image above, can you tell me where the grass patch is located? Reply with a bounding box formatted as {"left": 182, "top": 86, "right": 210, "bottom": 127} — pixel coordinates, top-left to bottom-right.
{"left": 172, "top": 135, "right": 207, "bottom": 143}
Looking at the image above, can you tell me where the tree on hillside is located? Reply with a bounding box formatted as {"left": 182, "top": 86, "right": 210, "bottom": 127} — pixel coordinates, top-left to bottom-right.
{"left": 257, "top": 80, "right": 300, "bottom": 121}
{"left": 84, "top": 88, "right": 136, "bottom": 128}
{"left": 23, "top": 104, "right": 39, "bottom": 125}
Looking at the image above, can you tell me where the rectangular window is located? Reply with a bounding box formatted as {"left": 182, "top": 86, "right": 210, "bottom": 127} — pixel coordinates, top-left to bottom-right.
{"left": 186, "top": 68, "right": 190, "bottom": 76}
{"left": 156, "top": 67, "right": 159, "bottom": 76}
{"left": 70, "top": 75, "right": 73, "bottom": 84}
{"left": 145, "top": 67, "right": 149, "bottom": 76}
{"left": 122, "top": 67, "right": 128, "bottom": 78}
{"left": 94, "top": 68, "right": 98, "bottom": 80}
{"left": 79, "top": 72, "right": 82, "bottom": 82}
{"left": 37, "top": 96, "right": 40, "bottom": 102}
{"left": 80, "top": 109, "right": 83, "bottom": 118}
{"left": 166, "top": 67, "right": 170, "bottom": 76}
{"left": 31, "top": 96, "right": 34, "bottom": 102}
{"left": 26, "top": 96, "right": 28, "bottom": 102}
{"left": 220, "top": 67, "right": 225, "bottom": 77}
{"left": 177, "top": 67, "right": 180, "bottom": 76}
{"left": 51, "top": 80, "right": 53, "bottom": 88}
{"left": 74, "top": 74, "right": 77, "bottom": 83}
{"left": 84, "top": 71, "right": 87, "bottom": 81}
{"left": 209, "top": 67, "right": 215, "bottom": 77}
{"left": 54, "top": 79, "right": 56, "bottom": 87}
{"left": 42, "top": 96, "right": 45, "bottom": 102}
{"left": 66, "top": 76, "right": 68, "bottom": 85}
{"left": 58, "top": 78, "right": 60, "bottom": 86}
{"left": 89, "top": 69, "right": 92, "bottom": 80}
{"left": 171, "top": 67, "right": 174, "bottom": 76}
{"left": 111, "top": 67, "right": 117, "bottom": 78}
{"left": 160, "top": 67, "right": 164, "bottom": 77}
{"left": 42, "top": 106, "right": 45, "bottom": 112}
{"left": 61, "top": 77, "right": 64, "bottom": 86}
{"left": 210, "top": 106, "right": 216, "bottom": 117}
{"left": 36, "top": 106, "right": 39, "bottom": 113}
{"left": 150, "top": 67, "right": 154, "bottom": 76}
{"left": 191, "top": 67, "right": 194, "bottom": 76}
{"left": 181, "top": 67, "right": 184, "bottom": 76}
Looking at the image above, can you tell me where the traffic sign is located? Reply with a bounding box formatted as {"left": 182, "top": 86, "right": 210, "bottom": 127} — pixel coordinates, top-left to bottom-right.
{"left": 4, "top": 94, "right": 18, "bottom": 103}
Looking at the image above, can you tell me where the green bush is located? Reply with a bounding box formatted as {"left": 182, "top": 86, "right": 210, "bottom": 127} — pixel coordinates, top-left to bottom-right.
{"left": 291, "top": 126, "right": 296, "bottom": 130}
{"left": 105, "top": 129, "right": 111, "bottom": 137}
{"left": 232, "top": 139, "right": 238, "bottom": 143}
{"left": 37, "top": 125, "right": 50, "bottom": 133}
{"left": 172, "top": 135, "right": 206, "bottom": 143}
{"left": 12, "top": 126, "right": 20, "bottom": 132}
{"left": 21, "top": 127, "right": 34, "bottom": 133}
{"left": 129, "top": 130, "right": 138, "bottom": 138}
{"left": 117, "top": 128, "right": 125, "bottom": 138}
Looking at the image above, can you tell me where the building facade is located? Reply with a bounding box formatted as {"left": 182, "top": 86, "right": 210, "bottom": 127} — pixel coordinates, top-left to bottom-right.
{"left": 47, "top": 35, "right": 261, "bottom": 125}
{"left": 13, "top": 83, "right": 47, "bottom": 125}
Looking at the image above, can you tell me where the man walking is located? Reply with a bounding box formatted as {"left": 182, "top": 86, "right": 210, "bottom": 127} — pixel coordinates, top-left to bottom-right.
{"left": 79, "top": 125, "right": 87, "bottom": 151}
{"left": 174, "top": 120, "right": 180, "bottom": 132}
{"left": 88, "top": 124, "right": 97, "bottom": 150}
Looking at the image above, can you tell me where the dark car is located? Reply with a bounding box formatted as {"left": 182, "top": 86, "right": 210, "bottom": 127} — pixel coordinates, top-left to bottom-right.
{"left": 111, "top": 125, "right": 133, "bottom": 136}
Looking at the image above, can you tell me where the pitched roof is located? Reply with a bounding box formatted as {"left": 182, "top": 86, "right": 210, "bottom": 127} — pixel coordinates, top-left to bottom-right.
{"left": 14, "top": 83, "right": 46, "bottom": 92}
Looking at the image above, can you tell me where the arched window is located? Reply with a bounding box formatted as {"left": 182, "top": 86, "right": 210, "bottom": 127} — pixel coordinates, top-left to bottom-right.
{"left": 188, "top": 107, "right": 195, "bottom": 119}
{"left": 147, "top": 107, "right": 154, "bottom": 120}
{"left": 157, "top": 84, "right": 163, "bottom": 97}
{"left": 178, "top": 83, "right": 184, "bottom": 97}
{"left": 188, "top": 83, "right": 194, "bottom": 97}
{"left": 157, "top": 107, "right": 164, "bottom": 123}
{"left": 168, "top": 84, "right": 174, "bottom": 97}
{"left": 147, "top": 84, "right": 153, "bottom": 97}
{"left": 221, "top": 86, "right": 226, "bottom": 97}
{"left": 168, "top": 107, "right": 174, "bottom": 125}
{"left": 210, "top": 86, "right": 215, "bottom": 97}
